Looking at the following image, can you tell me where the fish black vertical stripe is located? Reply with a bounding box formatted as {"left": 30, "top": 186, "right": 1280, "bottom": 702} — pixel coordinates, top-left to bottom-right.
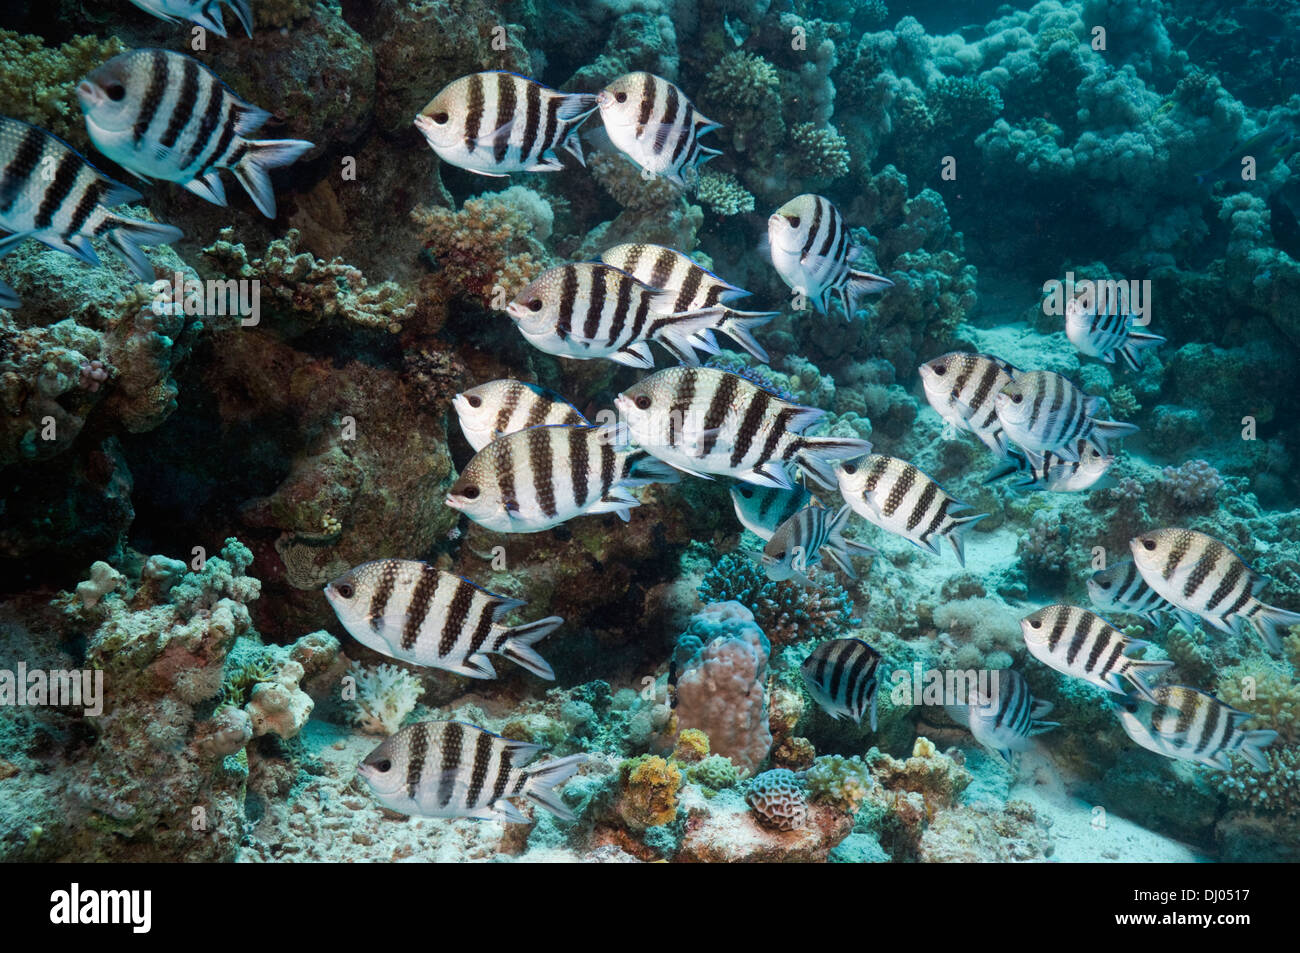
{"left": 700, "top": 373, "right": 737, "bottom": 457}
{"left": 64, "top": 178, "right": 107, "bottom": 239}
{"left": 670, "top": 120, "right": 692, "bottom": 165}
{"left": 160, "top": 56, "right": 201, "bottom": 150}
{"left": 494, "top": 73, "right": 517, "bottom": 164}
{"left": 184, "top": 80, "right": 225, "bottom": 169}
{"left": 599, "top": 441, "right": 615, "bottom": 497}
{"left": 566, "top": 427, "right": 588, "bottom": 508}
{"left": 530, "top": 427, "right": 557, "bottom": 518}
{"left": 34, "top": 152, "right": 79, "bottom": 229}
{"left": 637, "top": 73, "right": 656, "bottom": 132}
{"left": 133, "top": 50, "right": 170, "bottom": 144}
{"left": 0, "top": 123, "right": 44, "bottom": 213}
{"left": 557, "top": 265, "right": 578, "bottom": 340}
{"left": 366, "top": 561, "right": 396, "bottom": 629}
{"left": 907, "top": 480, "right": 938, "bottom": 532}
{"left": 800, "top": 197, "right": 824, "bottom": 260}
{"left": 730, "top": 389, "right": 771, "bottom": 465}
{"left": 673, "top": 262, "right": 703, "bottom": 313}
{"left": 401, "top": 562, "right": 440, "bottom": 652}
{"left": 521, "top": 78, "right": 541, "bottom": 161}
{"left": 656, "top": 85, "right": 679, "bottom": 155}
{"left": 651, "top": 248, "right": 675, "bottom": 289}
{"left": 406, "top": 722, "right": 429, "bottom": 799}
{"left": 491, "top": 747, "right": 514, "bottom": 804}
{"left": 464, "top": 72, "right": 485, "bottom": 152}
{"left": 882, "top": 465, "right": 916, "bottom": 518}
{"left": 196, "top": 100, "right": 238, "bottom": 178}
{"left": 583, "top": 269, "right": 607, "bottom": 341}
{"left": 438, "top": 578, "right": 474, "bottom": 656}
{"left": 465, "top": 729, "right": 495, "bottom": 807}
{"left": 438, "top": 722, "right": 463, "bottom": 808}
{"left": 609, "top": 270, "right": 633, "bottom": 345}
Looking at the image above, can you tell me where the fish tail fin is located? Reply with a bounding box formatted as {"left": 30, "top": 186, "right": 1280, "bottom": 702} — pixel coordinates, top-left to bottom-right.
{"left": 713, "top": 308, "right": 778, "bottom": 362}
{"left": 234, "top": 138, "right": 316, "bottom": 218}
{"left": 842, "top": 267, "right": 894, "bottom": 319}
{"left": 1090, "top": 419, "right": 1140, "bottom": 452}
{"left": 824, "top": 504, "right": 877, "bottom": 577}
{"left": 191, "top": 3, "right": 230, "bottom": 37}
{"left": 557, "top": 96, "right": 600, "bottom": 167}
{"left": 946, "top": 511, "right": 989, "bottom": 568}
{"left": 1117, "top": 331, "right": 1165, "bottom": 371}
{"left": 1121, "top": 659, "right": 1175, "bottom": 702}
{"left": 522, "top": 753, "right": 587, "bottom": 820}
{"left": 1246, "top": 601, "right": 1300, "bottom": 652}
{"left": 0, "top": 278, "right": 18, "bottom": 310}
{"left": 494, "top": 616, "right": 563, "bottom": 680}
{"left": 653, "top": 307, "right": 728, "bottom": 363}
{"left": 622, "top": 449, "right": 682, "bottom": 486}
{"left": 222, "top": 0, "right": 253, "bottom": 36}
{"left": 794, "top": 437, "right": 873, "bottom": 491}
{"left": 1240, "top": 729, "right": 1279, "bottom": 771}
{"left": 103, "top": 215, "right": 184, "bottom": 282}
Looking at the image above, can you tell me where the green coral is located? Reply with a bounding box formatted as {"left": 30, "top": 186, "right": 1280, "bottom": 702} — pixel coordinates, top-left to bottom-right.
{"left": 217, "top": 640, "right": 280, "bottom": 709}
{"left": 790, "top": 123, "right": 851, "bottom": 180}
{"left": 686, "top": 755, "right": 739, "bottom": 793}
{"left": 1211, "top": 747, "right": 1300, "bottom": 817}
{"left": 0, "top": 30, "right": 127, "bottom": 148}
{"left": 1109, "top": 384, "right": 1141, "bottom": 417}
{"left": 695, "top": 170, "right": 755, "bottom": 216}
{"left": 807, "top": 755, "right": 874, "bottom": 813}
{"left": 1216, "top": 659, "right": 1300, "bottom": 745}
{"left": 702, "top": 52, "right": 785, "bottom": 159}
{"left": 927, "top": 76, "right": 1004, "bottom": 136}
{"left": 1165, "top": 624, "right": 1214, "bottom": 684}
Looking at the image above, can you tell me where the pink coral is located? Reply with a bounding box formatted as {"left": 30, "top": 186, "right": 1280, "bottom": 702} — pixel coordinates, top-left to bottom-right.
{"left": 1161, "top": 459, "right": 1224, "bottom": 509}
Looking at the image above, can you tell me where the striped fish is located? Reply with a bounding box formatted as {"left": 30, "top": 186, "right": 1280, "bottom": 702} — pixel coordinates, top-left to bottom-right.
{"left": 444, "top": 423, "right": 680, "bottom": 533}
{"left": 992, "top": 370, "right": 1138, "bottom": 461}
{"left": 918, "top": 351, "right": 1020, "bottom": 457}
{"left": 358, "top": 720, "right": 586, "bottom": 821}
{"left": 414, "top": 72, "right": 597, "bottom": 176}
{"left": 729, "top": 484, "right": 811, "bottom": 540}
{"left": 596, "top": 72, "right": 720, "bottom": 186}
{"left": 801, "top": 638, "right": 883, "bottom": 731}
{"left": 600, "top": 242, "right": 778, "bottom": 362}
{"left": 834, "top": 455, "right": 987, "bottom": 568}
{"left": 506, "top": 262, "right": 729, "bottom": 368}
{"left": 1116, "top": 686, "right": 1277, "bottom": 771}
{"left": 1065, "top": 290, "right": 1165, "bottom": 371}
{"left": 1020, "top": 604, "right": 1173, "bottom": 701}
{"left": 615, "top": 367, "right": 872, "bottom": 490}
{"left": 1087, "top": 559, "right": 1196, "bottom": 629}
{"left": 0, "top": 117, "right": 182, "bottom": 301}
{"left": 762, "top": 503, "right": 876, "bottom": 582}
{"left": 324, "top": 560, "right": 562, "bottom": 679}
{"left": 983, "top": 439, "right": 1114, "bottom": 493}
{"left": 945, "top": 669, "right": 1059, "bottom": 766}
{"left": 1130, "top": 528, "right": 1300, "bottom": 652}
{"left": 126, "top": 0, "right": 252, "bottom": 37}
{"left": 767, "top": 194, "right": 893, "bottom": 318}
{"left": 77, "top": 49, "right": 314, "bottom": 218}
{"left": 453, "top": 379, "right": 588, "bottom": 452}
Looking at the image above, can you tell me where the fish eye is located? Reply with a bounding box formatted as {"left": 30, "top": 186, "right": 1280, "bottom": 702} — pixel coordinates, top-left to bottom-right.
{"left": 615, "top": 91, "right": 627, "bottom": 103}
{"left": 1097, "top": 579, "right": 1111, "bottom": 590}
{"left": 1011, "top": 393, "right": 1024, "bottom": 404}
{"left": 335, "top": 582, "right": 355, "bottom": 599}
{"left": 634, "top": 395, "right": 652, "bottom": 411}
{"left": 739, "top": 488, "right": 754, "bottom": 498}
{"left": 1029, "top": 619, "right": 1042, "bottom": 629}
{"left": 785, "top": 215, "right": 801, "bottom": 228}
{"left": 528, "top": 299, "right": 544, "bottom": 312}
{"left": 466, "top": 394, "right": 482, "bottom": 408}
{"left": 842, "top": 463, "right": 858, "bottom": 475}
{"left": 462, "top": 486, "right": 480, "bottom": 500}
{"left": 374, "top": 759, "right": 392, "bottom": 773}
{"left": 432, "top": 111, "right": 449, "bottom": 124}
{"left": 932, "top": 363, "right": 947, "bottom": 375}
{"left": 1142, "top": 538, "right": 1157, "bottom": 551}
{"left": 105, "top": 83, "right": 126, "bottom": 102}
{"left": 773, "top": 551, "right": 787, "bottom": 560}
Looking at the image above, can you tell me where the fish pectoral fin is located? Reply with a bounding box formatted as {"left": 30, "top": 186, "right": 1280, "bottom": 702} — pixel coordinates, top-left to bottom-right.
{"left": 609, "top": 343, "right": 655, "bottom": 368}
{"left": 525, "top": 153, "right": 565, "bottom": 172}
{"left": 456, "top": 654, "right": 498, "bottom": 679}
{"left": 741, "top": 464, "right": 794, "bottom": 490}
{"left": 472, "top": 116, "right": 518, "bottom": 148}
{"left": 0, "top": 230, "right": 35, "bottom": 259}
{"left": 648, "top": 119, "right": 678, "bottom": 154}
{"left": 37, "top": 233, "right": 101, "bottom": 268}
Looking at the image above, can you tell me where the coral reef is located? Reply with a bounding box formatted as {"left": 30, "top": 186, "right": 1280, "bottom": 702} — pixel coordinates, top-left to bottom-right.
{"left": 697, "top": 554, "right": 856, "bottom": 647}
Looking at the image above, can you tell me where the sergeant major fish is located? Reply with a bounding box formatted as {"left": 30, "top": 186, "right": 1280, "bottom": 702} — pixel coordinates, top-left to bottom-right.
{"left": 945, "top": 669, "right": 1059, "bottom": 767}
{"left": 453, "top": 379, "right": 588, "bottom": 452}
{"left": 1064, "top": 289, "right": 1165, "bottom": 371}
{"left": 358, "top": 720, "right": 585, "bottom": 822}
{"left": 983, "top": 439, "right": 1114, "bottom": 493}
{"left": 834, "top": 455, "right": 987, "bottom": 568}
{"left": 1115, "top": 686, "right": 1277, "bottom": 771}
{"left": 0, "top": 116, "right": 183, "bottom": 305}
{"left": 505, "top": 261, "right": 732, "bottom": 368}
{"left": 992, "top": 370, "right": 1138, "bottom": 461}
{"left": 600, "top": 242, "right": 778, "bottom": 363}
{"left": 596, "top": 72, "right": 720, "bottom": 186}
{"left": 1130, "top": 527, "right": 1300, "bottom": 652}
{"left": 126, "top": 0, "right": 252, "bottom": 38}
{"left": 761, "top": 503, "right": 877, "bottom": 583}
{"left": 614, "top": 367, "right": 872, "bottom": 490}
{"left": 1087, "top": 558, "right": 1194, "bottom": 629}
{"left": 414, "top": 72, "right": 597, "bottom": 176}
{"left": 801, "top": 638, "right": 883, "bottom": 731}
{"left": 324, "top": 559, "right": 562, "bottom": 679}
{"left": 77, "top": 49, "right": 314, "bottom": 218}
{"left": 445, "top": 423, "right": 680, "bottom": 533}
{"left": 729, "top": 484, "right": 812, "bottom": 540}
{"left": 918, "top": 351, "right": 1020, "bottom": 458}
{"left": 767, "top": 194, "right": 893, "bottom": 318}
{"left": 1020, "top": 604, "right": 1172, "bottom": 701}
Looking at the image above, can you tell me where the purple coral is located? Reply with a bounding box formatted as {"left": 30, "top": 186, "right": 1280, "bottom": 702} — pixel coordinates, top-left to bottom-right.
{"left": 748, "top": 769, "right": 808, "bottom": 831}
{"left": 1161, "top": 459, "right": 1224, "bottom": 509}
{"left": 78, "top": 360, "right": 108, "bottom": 392}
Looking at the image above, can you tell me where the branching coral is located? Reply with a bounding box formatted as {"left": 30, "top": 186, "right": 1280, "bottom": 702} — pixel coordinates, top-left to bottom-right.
{"left": 702, "top": 51, "right": 785, "bottom": 159}
{"left": 695, "top": 170, "right": 756, "bottom": 216}
{"left": 202, "top": 228, "right": 415, "bottom": 334}
{"left": 790, "top": 122, "right": 851, "bottom": 180}
{"left": 345, "top": 661, "right": 425, "bottom": 735}
{"left": 697, "top": 553, "right": 856, "bottom": 647}
{"left": 1160, "top": 459, "right": 1225, "bottom": 509}
{"left": 1216, "top": 660, "right": 1300, "bottom": 745}
{"left": 1017, "top": 512, "right": 1070, "bottom": 578}
{"left": 0, "top": 30, "right": 127, "bottom": 148}
{"left": 1212, "top": 747, "right": 1300, "bottom": 817}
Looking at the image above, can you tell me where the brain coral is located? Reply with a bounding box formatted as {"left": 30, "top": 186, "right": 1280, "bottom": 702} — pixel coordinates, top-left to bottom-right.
{"left": 748, "top": 769, "right": 808, "bottom": 831}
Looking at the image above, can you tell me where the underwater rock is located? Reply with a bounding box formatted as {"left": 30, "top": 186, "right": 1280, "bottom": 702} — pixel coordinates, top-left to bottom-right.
{"left": 677, "top": 784, "right": 852, "bottom": 863}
